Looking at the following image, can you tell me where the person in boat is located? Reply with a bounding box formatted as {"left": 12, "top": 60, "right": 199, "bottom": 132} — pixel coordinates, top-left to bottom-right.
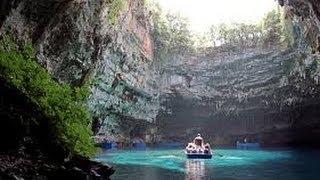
{"left": 186, "top": 134, "right": 211, "bottom": 154}
{"left": 204, "top": 143, "right": 211, "bottom": 154}
{"left": 186, "top": 143, "right": 196, "bottom": 153}
{"left": 194, "top": 133, "right": 204, "bottom": 153}
{"left": 244, "top": 137, "right": 248, "bottom": 143}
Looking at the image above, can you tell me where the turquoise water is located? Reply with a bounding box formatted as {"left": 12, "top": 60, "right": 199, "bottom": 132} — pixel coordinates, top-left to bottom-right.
{"left": 96, "top": 148, "right": 320, "bottom": 180}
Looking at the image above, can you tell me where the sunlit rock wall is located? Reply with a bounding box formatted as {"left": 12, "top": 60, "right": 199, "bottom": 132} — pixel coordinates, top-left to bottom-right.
{"left": 155, "top": 0, "right": 320, "bottom": 147}
{"left": 158, "top": 49, "right": 320, "bottom": 146}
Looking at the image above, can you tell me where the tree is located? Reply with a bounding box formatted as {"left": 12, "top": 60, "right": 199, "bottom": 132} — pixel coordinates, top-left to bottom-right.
{"left": 208, "top": 23, "right": 262, "bottom": 51}
{"left": 206, "top": 7, "right": 293, "bottom": 51}
{"left": 150, "top": 2, "right": 194, "bottom": 63}
{"left": 165, "top": 13, "right": 194, "bottom": 54}
{"left": 261, "top": 9, "right": 283, "bottom": 48}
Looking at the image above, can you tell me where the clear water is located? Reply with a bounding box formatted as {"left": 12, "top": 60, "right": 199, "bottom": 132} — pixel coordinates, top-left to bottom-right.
{"left": 96, "top": 148, "right": 320, "bottom": 180}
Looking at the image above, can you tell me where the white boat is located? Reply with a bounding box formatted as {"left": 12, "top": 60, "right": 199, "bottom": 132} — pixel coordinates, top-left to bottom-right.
{"left": 185, "top": 134, "right": 212, "bottom": 159}
{"left": 184, "top": 150, "right": 212, "bottom": 159}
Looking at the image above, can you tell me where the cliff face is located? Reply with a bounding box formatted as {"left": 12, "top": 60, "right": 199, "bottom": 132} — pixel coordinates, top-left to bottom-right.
{"left": 157, "top": 0, "right": 320, "bottom": 147}
{"left": 157, "top": 49, "right": 320, "bottom": 146}
{"left": 1, "top": 0, "right": 320, "bottom": 148}
{"left": 0, "top": 0, "right": 160, "bottom": 141}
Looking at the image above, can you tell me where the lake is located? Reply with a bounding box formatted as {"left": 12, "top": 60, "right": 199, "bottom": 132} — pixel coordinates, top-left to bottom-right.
{"left": 96, "top": 148, "right": 320, "bottom": 180}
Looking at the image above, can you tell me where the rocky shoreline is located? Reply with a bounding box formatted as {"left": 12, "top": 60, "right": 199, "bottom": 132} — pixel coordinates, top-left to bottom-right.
{"left": 0, "top": 152, "right": 114, "bottom": 180}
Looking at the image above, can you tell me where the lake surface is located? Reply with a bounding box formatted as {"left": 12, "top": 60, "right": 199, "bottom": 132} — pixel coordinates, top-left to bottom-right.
{"left": 96, "top": 148, "right": 320, "bottom": 180}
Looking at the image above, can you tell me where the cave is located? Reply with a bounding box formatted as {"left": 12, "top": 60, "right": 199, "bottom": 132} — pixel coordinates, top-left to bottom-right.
{"left": 0, "top": 0, "right": 320, "bottom": 179}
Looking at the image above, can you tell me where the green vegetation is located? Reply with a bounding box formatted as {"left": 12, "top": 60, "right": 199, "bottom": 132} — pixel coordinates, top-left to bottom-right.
{"left": 107, "top": 0, "right": 126, "bottom": 25}
{"left": 207, "top": 7, "right": 294, "bottom": 51}
{"left": 0, "top": 36, "right": 96, "bottom": 157}
{"left": 279, "top": 10, "right": 295, "bottom": 48}
{"left": 209, "top": 23, "right": 262, "bottom": 50}
{"left": 261, "top": 9, "right": 283, "bottom": 47}
{"left": 149, "top": 3, "right": 294, "bottom": 63}
{"left": 150, "top": 2, "right": 194, "bottom": 62}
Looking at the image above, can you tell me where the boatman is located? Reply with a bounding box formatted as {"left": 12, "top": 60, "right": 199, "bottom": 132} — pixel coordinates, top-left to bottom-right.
{"left": 185, "top": 134, "right": 211, "bottom": 154}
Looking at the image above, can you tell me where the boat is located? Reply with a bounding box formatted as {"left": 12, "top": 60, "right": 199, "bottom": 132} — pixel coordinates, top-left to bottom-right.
{"left": 94, "top": 134, "right": 118, "bottom": 150}
{"left": 185, "top": 151, "right": 212, "bottom": 159}
{"left": 236, "top": 142, "right": 260, "bottom": 150}
{"left": 132, "top": 142, "right": 147, "bottom": 149}
{"left": 132, "top": 137, "right": 147, "bottom": 149}
{"left": 100, "top": 141, "right": 117, "bottom": 149}
{"left": 236, "top": 137, "right": 260, "bottom": 150}
{"left": 185, "top": 134, "right": 212, "bottom": 159}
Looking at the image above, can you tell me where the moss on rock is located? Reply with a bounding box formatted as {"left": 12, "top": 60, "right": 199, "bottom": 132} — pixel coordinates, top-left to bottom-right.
{"left": 107, "top": 0, "right": 127, "bottom": 25}
{"left": 0, "top": 36, "right": 96, "bottom": 157}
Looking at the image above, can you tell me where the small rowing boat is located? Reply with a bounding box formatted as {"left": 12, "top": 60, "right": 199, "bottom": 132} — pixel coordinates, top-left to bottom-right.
{"left": 185, "top": 151, "right": 212, "bottom": 159}
{"left": 185, "top": 134, "right": 212, "bottom": 159}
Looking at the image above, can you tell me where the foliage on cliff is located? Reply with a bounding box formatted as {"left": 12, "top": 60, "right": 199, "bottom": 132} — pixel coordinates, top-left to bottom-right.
{"left": 206, "top": 7, "right": 294, "bottom": 51}
{"left": 208, "top": 23, "right": 262, "bottom": 49}
{"left": 261, "top": 8, "right": 294, "bottom": 48}
{"left": 0, "top": 36, "right": 96, "bottom": 157}
{"left": 107, "top": 0, "right": 127, "bottom": 25}
{"left": 149, "top": 3, "right": 294, "bottom": 59}
{"left": 150, "top": 2, "right": 194, "bottom": 62}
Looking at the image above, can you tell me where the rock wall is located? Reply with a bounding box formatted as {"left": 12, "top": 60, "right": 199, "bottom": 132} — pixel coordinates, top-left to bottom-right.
{"left": 157, "top": 48, "right": 320, "bottom": 146}
{"left": 0, "top": 0, "right": 160, "bottom": 142}
{"left": 1, "top": 0, "right": 320, "bottom": 148}
{"left": 157, "top": 0, "right": 320, "bottom": 146}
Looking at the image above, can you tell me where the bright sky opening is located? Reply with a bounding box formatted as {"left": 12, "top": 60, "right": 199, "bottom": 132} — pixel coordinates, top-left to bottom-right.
{"left": 156, "top": 0, "right": 278, "bottom": 33}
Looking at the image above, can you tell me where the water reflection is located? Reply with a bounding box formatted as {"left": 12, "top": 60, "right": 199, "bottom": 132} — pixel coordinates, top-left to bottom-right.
{"left": 185, "top": 160, "right": 207, "bottom": 180}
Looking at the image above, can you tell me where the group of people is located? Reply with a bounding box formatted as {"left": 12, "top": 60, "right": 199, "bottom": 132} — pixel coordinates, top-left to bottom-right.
{"left": 185, "top": 134, "right": 211, "bottom": 154}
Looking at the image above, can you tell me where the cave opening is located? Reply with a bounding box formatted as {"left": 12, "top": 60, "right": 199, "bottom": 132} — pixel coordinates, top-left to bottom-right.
{"left": 151, "top": 0, "right": 320, "bottom": 148}
{"left": 1, "top": 0, "right": 320, "bottom": 179}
